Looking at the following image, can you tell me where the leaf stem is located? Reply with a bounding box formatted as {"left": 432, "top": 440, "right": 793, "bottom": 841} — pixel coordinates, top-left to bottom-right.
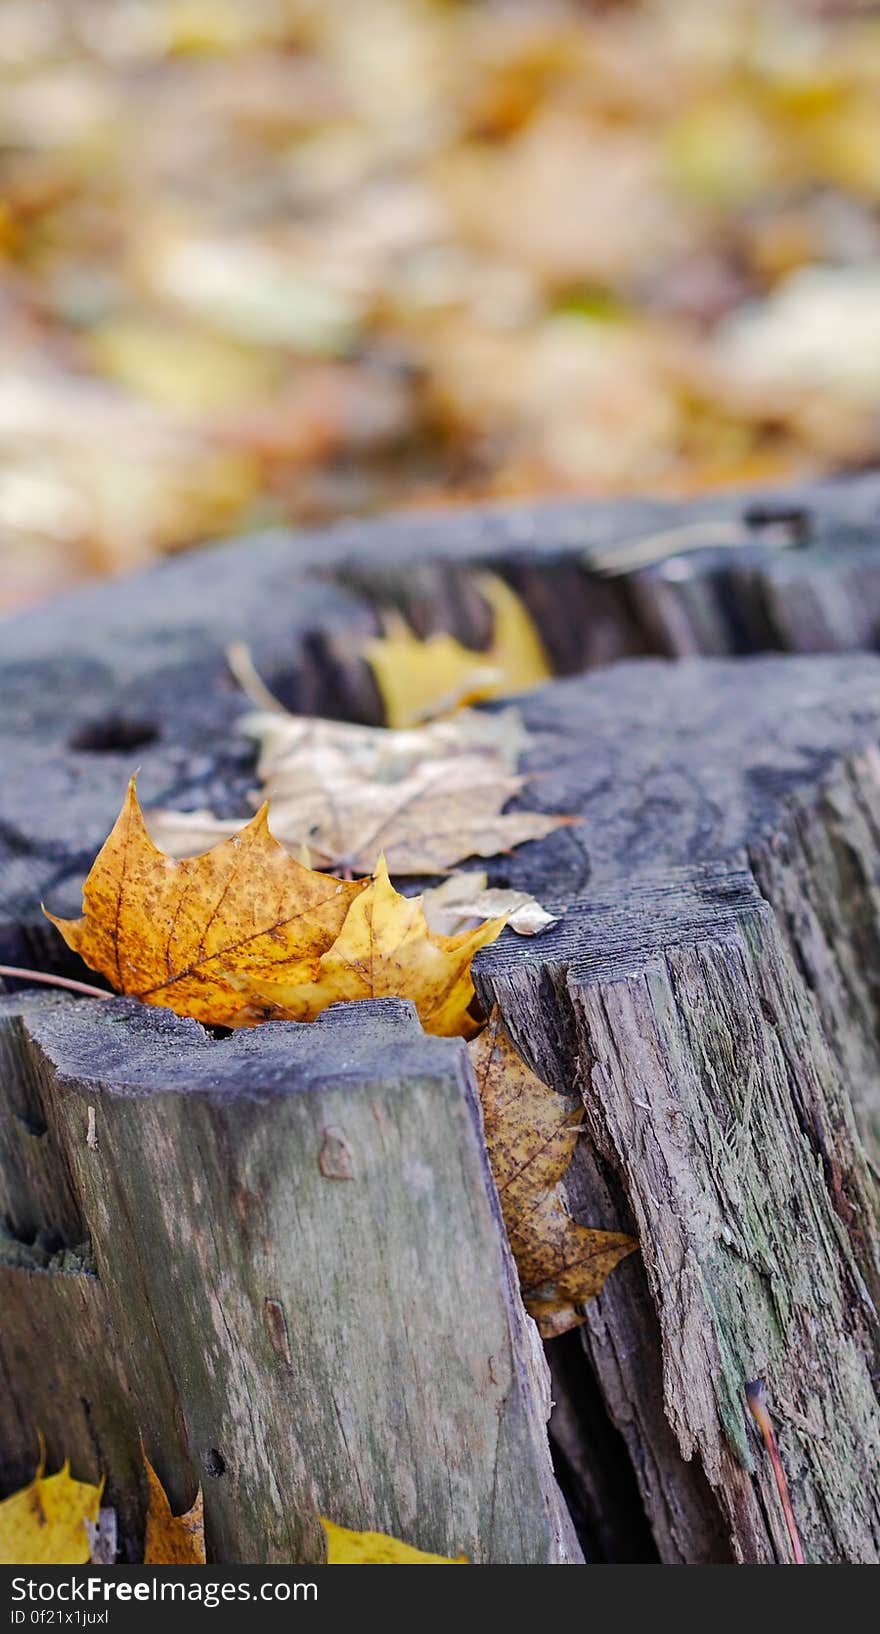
{"left": 225, "top": 641, "right": 289, "bottom": 714}
{"left": 746, "top": 1379, "right": 805, "bottom": 1564}
{"left": 0, "top": 965, "right": 112, "bottom": 1002}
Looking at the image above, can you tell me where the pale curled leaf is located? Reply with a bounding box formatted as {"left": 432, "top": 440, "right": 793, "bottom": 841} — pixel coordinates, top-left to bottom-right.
{"left": 476, "top": 891, "right": 557, "bottom": 937}
{"left": 468, "top": 1009, "right": 636, "bottom": 1337}
{"left": 422, "top": 872, "right": 559, "bottom": 937}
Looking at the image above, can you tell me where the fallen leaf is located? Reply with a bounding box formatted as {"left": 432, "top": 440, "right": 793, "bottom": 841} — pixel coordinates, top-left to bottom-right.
{"left": 0, "top": 1458, "right": 102, "bottom": 1566}
{"left": 5, "top": 2, "right": 880, "bottom": 605}
{"left": 152, "top": 753, "right": 565, "bottom": 879}
{"left": 482, "top": 574, "right": 554, "bottom": 695}
{"left": 508, "top": 1189, "right": 636, "bottom": 1340}
{"left": 456, "top": 888, "right": 557, "bottom": 937}
{"left": 321, "top": 1518, "right": 466, "bottom": 1565}
{"left": 46, "top": 778, "right": 364, "bottom": 1027}
{"left": 422, "top": 872, "right": 558, "bottom": 937}
{"left": 468, "top": 1009, "right": 636, "bottom": 1337}
{"left": 150, "top": 234, "right": 362, "bottom": 355}
{"left": 365, "top": 574, "right": 552, "bottom": 728}
{"left": 48, "top": 788, "right": 502, "bottom": 1036}
{"left": 365, "top": 616, "right": 502, "bottom": 728}
{"left": 85, "top": 318, "right": 280, "bottom": 414}
{"left": 143, "top": 1454, "right": 205, "bottom": 1566}
{"left": 247, "top": 705, "right": 532, "bottom": 776}
{"left": 241, "top": 858, "right": 505, "bottom": 1038}
{"left": 149, "top": 703, "right": 565, "bottom": 877}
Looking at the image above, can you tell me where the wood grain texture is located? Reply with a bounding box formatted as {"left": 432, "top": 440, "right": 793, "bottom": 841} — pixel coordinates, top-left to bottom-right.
{"left": 0, "top": 993, "right": 579, "bottom": 1564}
{"left": 470, "top": 657, "right": 880, "bottom": 1563}
{"left": 478, "top": 877, "right": 880, "bottom": 1562}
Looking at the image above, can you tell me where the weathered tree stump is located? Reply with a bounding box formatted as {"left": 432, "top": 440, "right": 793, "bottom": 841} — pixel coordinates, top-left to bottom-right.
{"left": 0, "top": 993, "right": 577, "bottom": 1563}
{"left": 2, "top": 475, "right": 880, "bottom": 1565}
{"left": 474, "top": 655, "right": 880, "bottom": 1564}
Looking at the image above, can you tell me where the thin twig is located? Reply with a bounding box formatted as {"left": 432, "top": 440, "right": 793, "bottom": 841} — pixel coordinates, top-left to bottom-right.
{"left": 746, "top": 1379, "right": 806, "bottom": 1564}
{"left": 0, "top": 965, "right": 112, "bottom": 1002}
{"left": 590, "top": 519, "right": 750, "bottom": 577}
{"left": 225, "top": 641, "right": 289, "bottom": 714}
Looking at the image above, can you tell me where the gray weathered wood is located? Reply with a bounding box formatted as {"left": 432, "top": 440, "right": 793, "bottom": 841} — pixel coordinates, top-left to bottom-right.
{"left": 471, "top": 656, "right": 880, "bottom": 1564}
{"left": 492, "top": 655, "right": 880, "bottom": 1166}
{"left": 3, "top": 478, "right": 880, "bottom": 1565}
{"left": 479, "top": 870, "right": 880, "bottom": 1563}
{"left": 0, "top": 992, "right": 579, "bottom": 1564}
{"left": 4, "top": 652, "right": 880, "bottom": 1562}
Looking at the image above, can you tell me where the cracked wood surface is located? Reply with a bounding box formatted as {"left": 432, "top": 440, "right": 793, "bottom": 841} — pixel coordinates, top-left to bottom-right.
{"left": 471, "top": 656, "right": 880, "bottom": 1563}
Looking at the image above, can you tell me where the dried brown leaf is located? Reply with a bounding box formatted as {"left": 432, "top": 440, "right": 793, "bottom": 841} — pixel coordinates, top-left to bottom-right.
{"left": 468, "top": 1009, "right": 636, "bottom": 1337}
{"left": 149, "top": 707, "right": 567, "bottom": 877}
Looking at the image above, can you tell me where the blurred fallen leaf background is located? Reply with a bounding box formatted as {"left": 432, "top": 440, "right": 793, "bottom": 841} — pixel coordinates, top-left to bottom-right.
{"left": 3, "top": 0, "right": 880, "bottom": 608}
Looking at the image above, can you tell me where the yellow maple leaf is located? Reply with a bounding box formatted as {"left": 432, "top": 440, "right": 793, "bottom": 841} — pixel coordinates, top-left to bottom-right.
{"left": 468, "top": 1009, "right": 637, "bottom": 1337}
{"left": 143, "top": 1453, "right": 205, "bottom": 1566}
{"left": 45, "top": 779, "right": 364, "bottom": 1027}
{"left": 321, "top": 1518, "right": 467, "bottom": 1564}
{"left": 0, "top": 1458, "right": 102, "bottom": 1566}
{"left": 365, "top": 574, "right": 552, "bottom": 728}
{"left": 240, "top": 858, "right": 505, "bottom": 1038}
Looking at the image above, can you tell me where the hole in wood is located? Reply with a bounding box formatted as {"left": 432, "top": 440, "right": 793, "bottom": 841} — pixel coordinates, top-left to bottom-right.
{"left": 12, "top": 1107, "right": 47, "bottom": 1138}
{"left": 37, "top": 1229, "right": 64, "bottom": 1256}
{"left": 4, "top": 1213, "right": 35, "bottom": 1248}
{"left": 69, "top": 715, "right": 160, "bottom": 754}
{"left": 0, "top": 1216, "right": 94, "bottom": 1275}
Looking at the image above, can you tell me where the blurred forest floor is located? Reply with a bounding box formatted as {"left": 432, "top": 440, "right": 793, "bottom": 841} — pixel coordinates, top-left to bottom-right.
{"left": 2, "top": 0, "right": 880, "bottom": 607}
